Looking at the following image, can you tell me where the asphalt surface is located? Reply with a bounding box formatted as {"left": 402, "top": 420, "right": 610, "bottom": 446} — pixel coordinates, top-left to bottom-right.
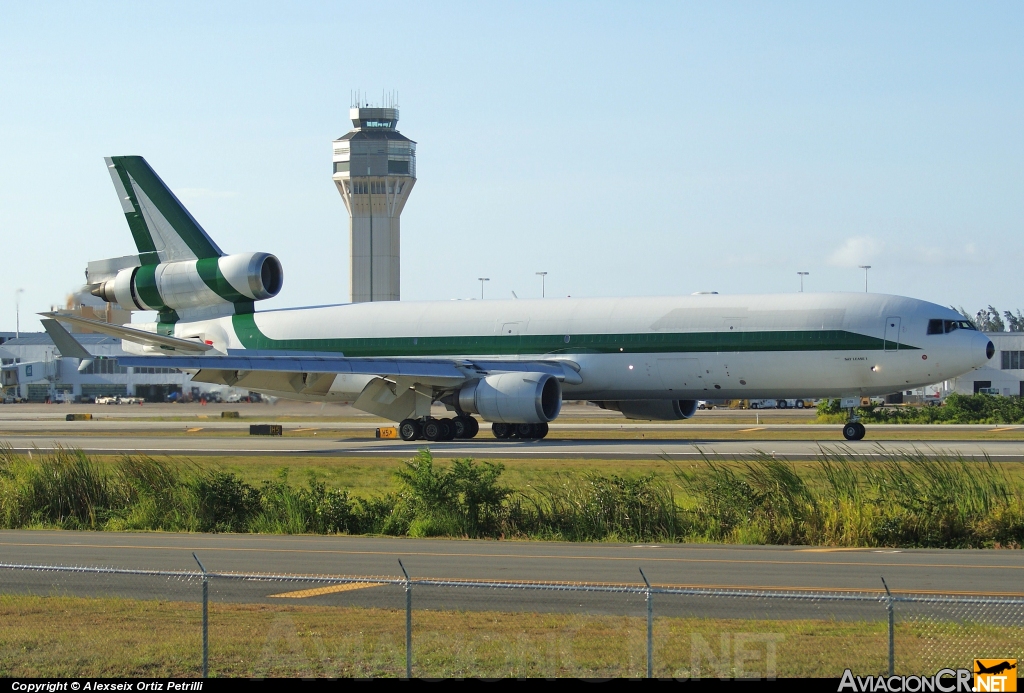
{"left": 1, "top": 532, "right": 1021, "bottom": 621}
{"left": 2, "top": 432, "right": 1024, "bottom": 459}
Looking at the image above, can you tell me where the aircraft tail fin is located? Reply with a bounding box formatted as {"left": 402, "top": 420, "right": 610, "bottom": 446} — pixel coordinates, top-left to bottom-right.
{"left": 105, "top": 156, "right": 224, "bottom": 264}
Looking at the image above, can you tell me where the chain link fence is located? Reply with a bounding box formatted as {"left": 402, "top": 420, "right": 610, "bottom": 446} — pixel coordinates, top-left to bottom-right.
{"left": 0, "top": 560, "right": 1021, "bottom": 678}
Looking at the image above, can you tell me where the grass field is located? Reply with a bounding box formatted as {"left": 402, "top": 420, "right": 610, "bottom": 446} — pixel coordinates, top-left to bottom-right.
{"left": 2, "top": 594, "right": 1017, "bottom": 677}
{"left": 3, "top": 593, "right": 1014, "bottom": 677}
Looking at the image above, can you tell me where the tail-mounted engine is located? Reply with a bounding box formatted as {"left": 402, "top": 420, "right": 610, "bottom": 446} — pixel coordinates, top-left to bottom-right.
{"left": 91, "top": 252, "right": 283, "bottom": 312}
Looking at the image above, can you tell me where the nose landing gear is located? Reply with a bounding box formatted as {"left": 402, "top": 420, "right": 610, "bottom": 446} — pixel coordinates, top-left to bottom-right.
{"left": 842, "top": 420, "right": 866, "bottom": 441}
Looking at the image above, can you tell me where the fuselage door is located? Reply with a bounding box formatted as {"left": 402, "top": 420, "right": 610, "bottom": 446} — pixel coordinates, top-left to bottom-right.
{"left": 884, "top": 317, "right": 901, "bottom": 351}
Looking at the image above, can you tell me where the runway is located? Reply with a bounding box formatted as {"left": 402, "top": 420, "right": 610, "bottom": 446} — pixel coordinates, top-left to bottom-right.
{"left": 1, "top": 531, "right": 1021, "bottom": 621}
{"left": 3, "top": 432, "right": 1024, "bottom": 459}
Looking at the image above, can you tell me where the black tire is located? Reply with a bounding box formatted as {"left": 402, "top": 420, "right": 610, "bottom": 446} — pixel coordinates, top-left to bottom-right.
{"left": 854, "top": 422, "right": 866, "bottom": 440}
{"left": 441, "top": 419, "right": 456, "bottom": 440}
{"left": 463, "top": 416, "right": 480, "bottom": 439}
{"left": 842, "top": 423, "right": 860, "bottom": 441}
{"left": 492, "top": 422, "right": 511, "bottom": 439}
{"left": 534, "top": 422, "right": 549, "bottom": 439}
{"left": 796, "top": 400, "right": 805, "bottom": 409}
{"left": 778, "top": 400, "right": 788, "bottom": 409}
{"left": 423, "top": 418, "right": 444, "bottom": 442}
{"left": 514, "top": 423, "right": 535, "bottom": 439}
{"left": 399, "top": 419, "right": 421, "bottom": 441}
{"left": 451, "top": 417, "right": 467, "bottom": 439}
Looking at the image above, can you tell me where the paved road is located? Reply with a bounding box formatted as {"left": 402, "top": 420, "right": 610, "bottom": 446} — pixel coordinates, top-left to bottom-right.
{"left": 2, "top": 432, "right": 1024, "bottom": 459}
{"left": 0, "top": 531, "right": 1020, "bottom": 621}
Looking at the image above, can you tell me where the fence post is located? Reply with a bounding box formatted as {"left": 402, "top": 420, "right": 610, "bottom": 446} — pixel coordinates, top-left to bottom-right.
{"left": 193, "top": 553, "right": 209, "bottom": 678}
{"left": 881, "top": 577, "right": 894, "bottom": 676}
{"left": 399, "top": 560, "right": 412, "bottom": 679}
{"left": 640, "top": 568, "right": 652, "bottom": 679}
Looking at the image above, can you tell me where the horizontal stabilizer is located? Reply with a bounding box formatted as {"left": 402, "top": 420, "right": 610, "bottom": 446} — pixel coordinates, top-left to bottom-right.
{"left": 40, "top": 319, "right": 93, "bottom": 360}
{"left": 39, "top": 312, "right": 214, "bottom": 354}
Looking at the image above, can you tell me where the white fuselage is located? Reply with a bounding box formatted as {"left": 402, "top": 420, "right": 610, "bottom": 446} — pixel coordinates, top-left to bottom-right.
{"left": 144, "top": 292, "right": 993, "bottom": 405}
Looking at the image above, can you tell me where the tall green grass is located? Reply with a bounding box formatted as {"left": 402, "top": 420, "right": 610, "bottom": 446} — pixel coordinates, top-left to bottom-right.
{"left": 1, "top": 445, "right": 1022, "bottom": 547}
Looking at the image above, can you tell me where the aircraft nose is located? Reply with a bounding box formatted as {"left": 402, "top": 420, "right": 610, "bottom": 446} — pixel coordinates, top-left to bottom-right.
{"left": 972, "top": 332, "right": 995, "bottom": 365}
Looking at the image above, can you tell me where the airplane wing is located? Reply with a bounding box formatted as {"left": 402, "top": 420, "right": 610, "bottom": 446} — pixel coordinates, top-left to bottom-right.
{"left": 39, "top": 311, "right": 213, "bottom": 353}
{"left": 116, "top": 353, "right": 581, "bottom": 383}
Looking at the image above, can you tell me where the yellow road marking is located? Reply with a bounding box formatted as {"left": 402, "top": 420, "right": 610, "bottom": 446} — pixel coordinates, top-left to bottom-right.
{"left": 1, "top": 541, "right": 1021, "bottom": 572}
{"left": 737, "top": 427, "right": 767, "bottom": 433}
{"left": 798, "top": 548, "right": 874, "bottom": 553}
{"left": 989, "top": 427, "right": 1020, "bottom": 432}
{"left": 268, "top": 582, "right": 381, "bottom": 598}
{"left": 292, "top": 428, "right": 318, "bottom": 433}
{"left": 185, "top": 427, "right": 203, "bottom": 433}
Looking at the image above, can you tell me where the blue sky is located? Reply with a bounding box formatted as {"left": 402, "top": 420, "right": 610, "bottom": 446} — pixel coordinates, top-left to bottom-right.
{"left": 1, "top": 1, "right": 1021, "bottom": 331}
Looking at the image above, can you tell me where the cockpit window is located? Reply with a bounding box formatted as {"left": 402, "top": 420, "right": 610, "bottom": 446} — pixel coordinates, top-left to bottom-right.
{"left": 928, "top": 318, "right": 977, "bottom": 334}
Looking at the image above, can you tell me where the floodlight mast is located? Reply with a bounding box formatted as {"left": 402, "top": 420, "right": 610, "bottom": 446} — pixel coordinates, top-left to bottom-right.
{"left": 797, "top": 272, "right": 809, "bottom": 293}
{"left": 859, "top": 266, "right": 872, "bottom": 293}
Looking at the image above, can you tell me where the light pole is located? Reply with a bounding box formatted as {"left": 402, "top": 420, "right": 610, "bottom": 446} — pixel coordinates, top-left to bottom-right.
{"left": 797, "top": 272, "right": 809, "bottom": 292}
{"left": 477, "top": 278, "right": 490, "bottom": 299}
{"left": 536, "top": 271, "right": 547, "bottom": 298}
{"left": 15, "top": 289, "right": 24, "bottom": 339}
{"left": 859, "top": 265, "right": 871, "bottom": 293}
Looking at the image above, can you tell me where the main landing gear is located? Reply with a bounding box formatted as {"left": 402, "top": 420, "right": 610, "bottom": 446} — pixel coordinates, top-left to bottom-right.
{"left": 842, "top": 420, "right": 866, "bottom": 441}
{"left": 491, "top": 422, "right": 549, "bottom": 440}
{"left": 399, "top": 415, "right": 480, "bottom": 442}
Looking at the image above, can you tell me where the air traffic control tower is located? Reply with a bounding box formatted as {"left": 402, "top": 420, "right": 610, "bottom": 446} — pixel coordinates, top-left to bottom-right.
{"left": 332, "top": 105, "right": 416, "bottom": 302}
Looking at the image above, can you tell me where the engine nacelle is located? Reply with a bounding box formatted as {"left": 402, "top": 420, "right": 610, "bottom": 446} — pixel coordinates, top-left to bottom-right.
{"left": 594, "top": 399, "right": 698, "bottom": 421}
{"left": 457, "top": 372, "right": 562, "bottom": 423}
{"left": 92, "top": 252, "right": 283, "bottom": 312}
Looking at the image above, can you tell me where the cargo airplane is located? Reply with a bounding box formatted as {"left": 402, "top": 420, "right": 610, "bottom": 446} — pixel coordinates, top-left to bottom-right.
{"left": 42, "top": 156, "right": 993, "bottom": 442}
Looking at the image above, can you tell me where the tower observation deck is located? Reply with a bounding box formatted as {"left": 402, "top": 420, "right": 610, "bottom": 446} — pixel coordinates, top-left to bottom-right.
{"left": 332, "top": 105, "right": 416, "bottom": 303}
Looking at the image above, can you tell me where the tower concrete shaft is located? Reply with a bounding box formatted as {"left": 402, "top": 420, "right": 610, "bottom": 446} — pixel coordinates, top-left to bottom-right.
{"left": 333, "top": 106, "right": 416, "bottom": 302}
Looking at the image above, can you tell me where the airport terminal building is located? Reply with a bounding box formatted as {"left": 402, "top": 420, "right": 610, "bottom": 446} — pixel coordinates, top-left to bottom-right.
{"left": 0, "top": 332, "right": 192, "bottom": 402}
{"left": 949, "top": 331, "right": 1024, "bottom": 397}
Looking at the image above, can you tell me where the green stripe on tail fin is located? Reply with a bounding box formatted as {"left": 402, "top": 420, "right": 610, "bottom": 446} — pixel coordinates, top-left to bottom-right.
{"left": 105, "top": 156, "right": 224, "bottom": 264}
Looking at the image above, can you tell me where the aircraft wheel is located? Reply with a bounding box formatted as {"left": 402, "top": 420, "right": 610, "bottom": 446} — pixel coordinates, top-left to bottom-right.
{"left": 451, "top": 416, "right": 467, "bottom": 439}
{"left": 854, "top": 422, "right": 866, "bottom": 440}
{"left": 514, "top": 423, "right": 535, "bottom": 439}
{"left": 423, "top": 418, "right": 444, "bottom": 442}
{"left": 440, "top": 419, "right": 455, "bottom": 440}
{"left": 534, "top": 422, "right": 549, "bottom": 439}
{"left": 842, "top": 422, "right": 860, "bottom": 441}
{"left": 399, "top": 419, "right": 421, "bottom": 441}
{"left": 453, "top": 415, "right": 478, "bottom": 439}
{"left": 492, "top": 422, "right": 511, "bottom": 439}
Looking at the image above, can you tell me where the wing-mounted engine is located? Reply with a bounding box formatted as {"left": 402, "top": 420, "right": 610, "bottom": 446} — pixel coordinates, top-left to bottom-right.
{"left": 456, "top": 372, "right": 562, "bottom": 423}
{"left": 594, "top": 399, "right": 698, "bottom": 421}
{"left": 90, "top": 252, "right": 283, "bottom": 312}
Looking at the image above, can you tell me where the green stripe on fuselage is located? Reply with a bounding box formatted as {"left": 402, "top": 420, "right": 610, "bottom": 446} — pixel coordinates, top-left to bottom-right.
{"left": 231, "top": 313, "right": 915, "bottom": 356}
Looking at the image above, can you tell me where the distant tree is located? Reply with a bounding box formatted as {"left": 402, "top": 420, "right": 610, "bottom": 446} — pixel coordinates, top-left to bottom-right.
{"left": 1005, "top": 310, "right": 1024, "bottom": 332}
{"left": 977, "top": 306, "right": 1006, "bottom": 332}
